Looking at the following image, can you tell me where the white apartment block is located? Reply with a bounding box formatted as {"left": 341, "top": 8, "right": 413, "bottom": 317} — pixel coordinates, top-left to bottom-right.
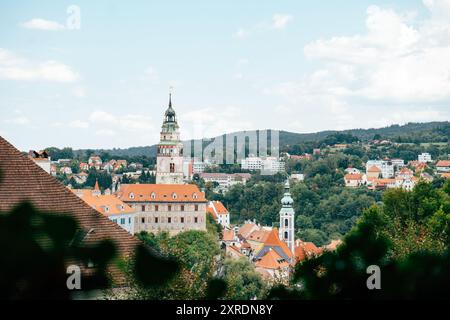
{"left": 241, "top": 156, "right": 285, "bottom": 174}
{"left": 366, "top": 160, "right": 394, "bottom": 178}
{"left": 418, "top": 153, "right": 432, "bottom": 163}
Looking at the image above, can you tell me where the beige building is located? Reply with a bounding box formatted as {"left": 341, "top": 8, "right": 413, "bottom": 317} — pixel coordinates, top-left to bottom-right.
{"left": 116, "top": 184, "right": 207, "bottom": 235}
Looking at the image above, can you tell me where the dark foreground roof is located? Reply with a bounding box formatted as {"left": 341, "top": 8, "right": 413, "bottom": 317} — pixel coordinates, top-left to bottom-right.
{"left": 0, "top": 136, "right": 139, "bottom": 285}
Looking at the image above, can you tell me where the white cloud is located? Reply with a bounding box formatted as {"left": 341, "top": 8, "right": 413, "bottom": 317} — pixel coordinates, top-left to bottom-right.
{"left": 234, "top": 14, "right": 294, "bottom": 38}
{"left": 272, "top": 14, "right": 293, "bottom": 29}
{"left": 4, "top": 116, "right": 30, "bottom": 125}
{"left": 72, "top": 86, "right": 86, "bottom": 98}
{"left": 95, "top": 129, "right": 115, "bottom": 137}
{"left": 0, "top": 48, "right": 79, "bottom": 83}
{"left": 88, "top": 110, "right": 155, "bottom": 132}
{"left": 265, "top": 2, "right": 450, "bottom": 131}
{"left": 233, "top": 28, "right": 250, "bottom": 39}
{"left": 68, "top": 120, "right": 89, "bottom": 129}
{"left": 144, "top": 66, "right": 159, "bottom": 82}
{"left": 21, "top": 18, "right": 65, "bottom": 31}
{"left": 181, "top": 106, "right": 254, "bottom": 139}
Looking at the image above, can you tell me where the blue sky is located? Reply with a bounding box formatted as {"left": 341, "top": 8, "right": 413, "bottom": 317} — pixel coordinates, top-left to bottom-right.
{"left": 1, "top": 0, "right": 449, "bottom": 150}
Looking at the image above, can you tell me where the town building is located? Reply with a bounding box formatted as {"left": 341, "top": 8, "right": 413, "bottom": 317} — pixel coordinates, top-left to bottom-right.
{"left": 344, "top": 173, "right": 364, "bottom": 187}
{"left": 436, "top": 160, "right": 450, "bottom": 172}
{"left": 289, "top": 173, "right": 304, "bottom": 182}
{"left": 88, "top": 155, "right": 102, "bottom": 170}
{"left": 199, "top": 172, "right": 251, "bottom": 191}
{"left": 241, "top": 156, "right": 285, "bottom": 174}
{"left": 28, "top": 150, "right": 51, "bottom": 174}
{"left": 156, "top": 94, "right": 184, "bottom": 184}
{"left": 73, "top": 183, "right": 136, "bottom": 234}
{"left": 116, "top": 183, "right": 207, "bottom": 235}
{"left": 278, "top": 180, "right": 295, "bottom": 255}
{"left": 418, "top": 153, "right": 432, "bottom": 163}
{"left": 366, "top": 160, "right": 394, "bottom": 178}
{"left": 207, "top": 200, "right": 230, "bottom": 228}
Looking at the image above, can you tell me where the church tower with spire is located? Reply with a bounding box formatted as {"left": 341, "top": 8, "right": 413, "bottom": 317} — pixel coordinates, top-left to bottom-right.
{"left": 156, "top": 93, "right": 184, "bottom": 184}
{"left": 279, "top": 180, "right": 295, "bottom": 254}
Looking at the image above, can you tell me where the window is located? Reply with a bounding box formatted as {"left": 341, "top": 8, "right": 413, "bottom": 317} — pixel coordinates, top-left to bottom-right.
{"left": 284, "top": 231, "right": 288, "bottom": 239}
{"left": 168, "top": 217, "right": 172, "bottom": 223}
{"left": 181, "top": 205, "right": 184, "bottom": 211}
{"left": 168, "top": 205, "right": 172, "bottom": 211}
{"left": 194, "top": 205, "right": 198, "bottom": 211}
{"left": 142, "top": 205, "right": 145, "bottom": 212}
{"left": 128, "top": 217, "right": 131, "bottom": 224}
{"left": 193, "top": 193, "right": 198, "bottom": 199}
{"left": 129, "top": 192, "right": 134, "bottom": 199}
{"left": 141, "top": 217, "right": 145, "bottom": 224}
{"left": 155, "top": 205, "right": 159, "bottom": 212}
{"left": 170, "top": 163, "right": 175, "bottom": 173}
{"left": 172, "top": 193, "right": 177, "bottom": 199}
{"left": 151, "top": 192, "right": 156, "bottom": 199}
{"left": 181, "top": 217, "right": 184, "bottom": 223}
{"left": 194, "top": 217, "right": 198, "bottom": 223}
{"left": 120, "top": 218, "right": 125, "bottom": 225}
{"left": 285, "top": 219, "right": 289, "bottom": 227}
{"left": 155, "top": 217, "right": 159, "bottom": 223}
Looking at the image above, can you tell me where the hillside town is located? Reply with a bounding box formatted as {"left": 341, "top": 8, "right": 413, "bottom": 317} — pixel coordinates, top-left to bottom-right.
{"left": 21, "top": 96, "right": 450, "bottom": 284}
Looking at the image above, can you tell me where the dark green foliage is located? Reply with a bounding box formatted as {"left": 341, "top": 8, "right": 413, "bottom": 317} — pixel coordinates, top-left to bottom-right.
{"left": 268, "top": 181, "right": 450, "bottom": 299}
{"left": 0, "top": 202, "right": 116, "bottom": 299}
{"left": 85, "top": 168, "right": 112, "bottom": 190}
{"left": 133, "top": 244, "right": 179, "bottom": 287}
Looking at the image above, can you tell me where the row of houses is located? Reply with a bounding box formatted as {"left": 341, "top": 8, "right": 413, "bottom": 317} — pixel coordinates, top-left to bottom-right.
{"left": 220, "top": 221, "right": 340, "bottom": 281}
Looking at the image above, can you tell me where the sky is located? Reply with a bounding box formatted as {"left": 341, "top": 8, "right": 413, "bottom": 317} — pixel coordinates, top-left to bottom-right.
{"left": 1, "top": 0, "right": 450, "bottom": 151}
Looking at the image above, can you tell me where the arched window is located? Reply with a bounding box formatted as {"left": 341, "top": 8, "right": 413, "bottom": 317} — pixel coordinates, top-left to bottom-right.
{"left": 193, "top": 193, "right": 198, "bottom": 199}
{"left": 129, "top": 192, "right": 134, "bottom": 199}
{"left": 284, "top": 231, "right": 288, "bottom": 239}
{"left": 170, "top": 163, "right": 175, "bottom": 173}
{"left": 151, "top": 192, "right": 156, "bottom": 199}
{"left": 172, "top": 193, "right": 177, "bottom": 199}
{"left": 285, "top": 218, "right": 289, "bottom": 227}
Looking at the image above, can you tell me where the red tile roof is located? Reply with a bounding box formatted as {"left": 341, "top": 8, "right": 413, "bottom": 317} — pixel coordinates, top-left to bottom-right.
{"left": 255, "top": 248, "right": 289, "bottom": 270}
{"left": 117, "top": 184, "right": 206, "bottom": 203}
{"left": 436, "top": 160, "right": 450, "bottom": 167}
{"left": 368, "top": 165, "right": 381, "bottom": 173}
{"left": 0, "top": 136, "right": 139, "bottom": 285}
{"left": 294, "top": 240, "right": 322, "bottom": 263}
{"left": 344, "top": 173, "right": 362, "bottom": 180}
{"left": 222, "top": 230, "right": 235, "bottom": 241}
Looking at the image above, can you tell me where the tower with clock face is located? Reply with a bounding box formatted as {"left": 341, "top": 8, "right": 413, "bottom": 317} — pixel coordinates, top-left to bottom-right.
{"left": 156, "top": 94, "right": 184, "bottom": 184}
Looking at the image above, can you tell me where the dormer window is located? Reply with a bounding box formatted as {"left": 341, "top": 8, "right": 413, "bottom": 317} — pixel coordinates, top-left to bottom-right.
{"left": 151, "top": 192, "right": 156, "bottom": 199}
{"left": 192, "top": 193, "right": 198, "bottom": 199}
{"left": 129, "top": 192, "right": 134, "bottom": 199}
{"left": 172, "top": 193, "right": 177, "bottom": 199}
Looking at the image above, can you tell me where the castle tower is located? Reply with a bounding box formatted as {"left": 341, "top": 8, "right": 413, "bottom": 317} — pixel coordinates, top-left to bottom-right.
{"left": 279, "top": 179, "right": 295, "bottom": 254}
{"left": 156, "top": 94, "right": 184, "bottom": 184}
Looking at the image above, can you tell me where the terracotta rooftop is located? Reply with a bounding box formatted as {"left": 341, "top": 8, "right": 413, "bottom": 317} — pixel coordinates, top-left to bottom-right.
{"left": 436, "top": 160, "right": 450, "bottom": 167}
{"left": 73, "top": 190, "right": 135, "bottom": 216}
{"left": 344, "top": 173, "right": 362, "bottom": 180}
{"left": 0, "top": 136, "right": 139, "bottom": 285}
{"left": 367, "top": 165, "right": 381, "bottom": 173}
{"left": 222, "top": 229, "right": 235, "bottom": 241}
{"left": 117, "top": 184, "right": 206, "bottom": 203}
{"left": 255, "top": 248, "right": 289, "bottom": 270}
{"left": 294, "top": 240, "right": 322, "bottom": 263}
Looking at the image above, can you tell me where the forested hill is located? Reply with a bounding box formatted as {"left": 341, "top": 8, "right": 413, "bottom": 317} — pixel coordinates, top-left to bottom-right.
{"left": 71, "top": 121, "right": 449, "bottom": 158}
